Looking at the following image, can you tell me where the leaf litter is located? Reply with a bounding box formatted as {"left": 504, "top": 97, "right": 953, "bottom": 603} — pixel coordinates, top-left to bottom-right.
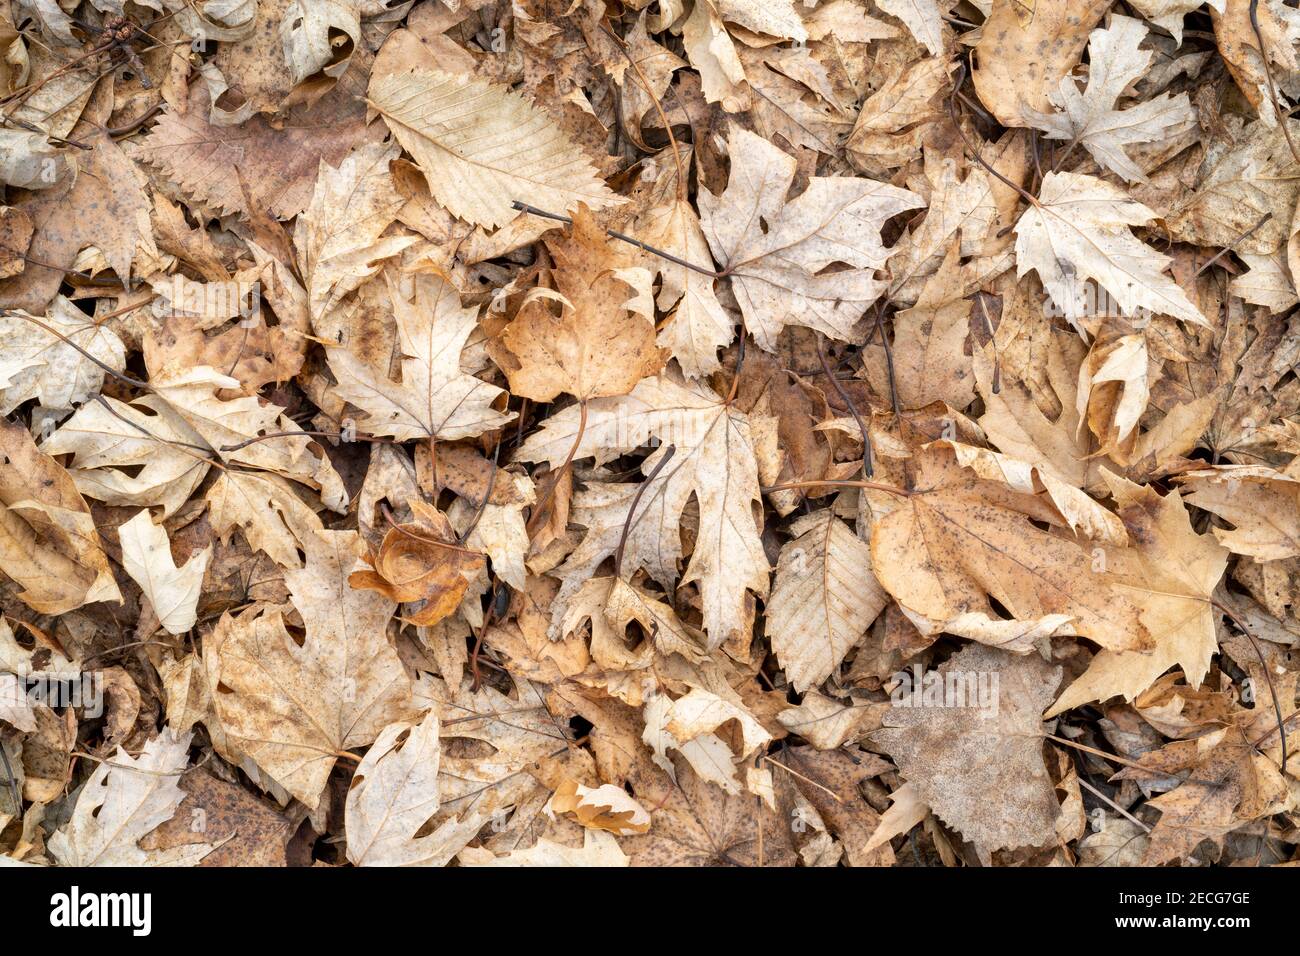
{"left": 0, "top": 0, "right": 1298, "bottom": 869}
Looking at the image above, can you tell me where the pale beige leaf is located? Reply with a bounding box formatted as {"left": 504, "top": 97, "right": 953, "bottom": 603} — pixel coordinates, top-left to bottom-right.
{"left": 328, "top": 271, "right": 515, "bottom": 442}
{"left": 1015, "top": 172, "right": 1206, "bottom": 331}
{"left": 699, "top": 126, "right": 922, "bottom": 351}
{"left": 209, "top": 530, "right": 416, "bottom": 808}
{"left": 0, "top": 296, "right": 125, "bottom": 414}
{"left": 518, "top": 372, "right": 768, "bottom": 646}
{"left": 1177, "top": 465, "right": 1300, "bottom": 559}
{"left": 118, "top": 510, "right": 211, "bottom": 636}
{"left": 1024, "top": 16, "right": 1197, "bottom": 183}
{"left": 766, "top": 510, "right": 887, "bottom": 692}
{"left": 344, "top": 710, "right": 482, "bottom": 867}
{"left": 874, "top": 644, "right": 1062, "bottom": 850}
{"left": 48, "top": 729, "right": 218, "bottom": 866}
{"left": 368, "top": 68, "right": 622, "bottom": 229}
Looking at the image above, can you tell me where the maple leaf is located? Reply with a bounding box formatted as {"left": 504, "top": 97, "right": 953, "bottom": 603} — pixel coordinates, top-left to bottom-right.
{"left": 619, "top": 757, "right": 796, "bottom": 866}
{"left": 876, "top": 0, "right": 945, "bottom": 56}
{"left": 413, "top": 675, "right": 573, "bottom": 827}
{"left": 1115, "top": 722, "right": 1290, "bottom": 865}
{"left": 518, "top": 371, "right": 769, "bottom": 646}
{"left": 0, "top": 419, "right": 120, "bottom": 615}
{"left": 205, "top": 470, "right": 325, "bottom": 570}
{"left": 48, "top": 729, "right": 219, "bottom": 866}
{"left": 972, "top": 0, "right": 1112, "bottom": 127}
{"left": 1176, "top": 465, "right": 1300, "bottom": 560}
{"left": 328, "top": 270, "right": 515, "bottom": 442}
{"left": 628, "top": 146, "right": 732, "bottom": 379}
{"left": 1015, "top": 171, "right": 1207, "bottom": 331}
{"left": 868, "top": 441, "right": 1150, "bottom": 652}
{"left": 208, "top": 530, "right": 417, "bottom": 808}
{"left": 1047, "top": 474, "right": 1230, "bottom": 715}
{"left": 496, "top": 207, "right": 666, "bottom": 402}
{"left": 1163, "top": 116, "right": 1300, "bottom": 257}
{"left": 699, "top": 125, "right": 923, "bottom": 351}
{"left": 0, "top": 296, "right": 126, "bottom": 414}
{"left": 1024, "top": 16, "right": 1197, "bottom": 183}
{"left": 344, "top": 710, "right": 483, "bottom": 867}
{"left": 295, "top": 140, "right": 419, "bottom": 327}
{"left": 45, "top": 395, "right": 320, "bottom": 560}
{"left": 368, "top": 67, "right": 624, "bottom": 229}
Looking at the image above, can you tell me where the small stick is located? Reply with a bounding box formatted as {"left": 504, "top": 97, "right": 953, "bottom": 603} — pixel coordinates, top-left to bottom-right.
{"left": 1250, "top": 0, "right": 1300, "bottom": 166}
{"left": 762, "top": 478, "right": 911, "bottom": 498}
{"left": 219, "top": 429, "right": 401, "bottom": 452}
{"left": 948, "top": 61, "right": 1040, "bottom": 209}
{"left": 1193, "top": 212, "right": 1274, "bottom": 277}
{"left": 1075, "top": 776, "right": 1152, "bottom": 834}
{"left": 614, "top": 444, "right": 677, "bottom": 578}
{"left": 817, "top": 336, "right": 873, "bottom": 479}
{"left": 511, "top": 201, "right": 721, "bottom": 278}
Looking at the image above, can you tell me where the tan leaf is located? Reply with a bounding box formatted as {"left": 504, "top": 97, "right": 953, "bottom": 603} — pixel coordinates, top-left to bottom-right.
{"left": 48, "top": 729, "right": 219, "bottom": 866}
{"left": 344, "top": 710, "right": 482, "bottom": 867}
{"left": 368, "top": 68, "right": 623, "bottom": 229}
{"left": 209, "top": 530, "right": 416, "bottom": 808}
{"left": 972, "top": 0, "right": 1111, "bottom": 127}
{"left": 1016, "top": 172, "right": 1206, "bottom": 331}
{"left": 118, "top": 509, "right": 211, "bottom": 636}
{"left": 0, "top": 419, "right": 120, "bottom": 614}
{"left": 1177, "top": 465, "right": 1300, "bottom": 559}
{"left": 1048, "top": 474, "right": 1230, "bottom": 715}
{"left": 868, "top": 442, "right": 1150, "bottom": 653}
{"left": 699, "top": 125, "right": 922, "bottom": 351}
{"left": 766, "top": 510, "right": 887, "bottom": 692}
{"left": 1024, "top": 16, "right": 1197, "bottom": 183}
{"left": 497, "top": 207, "right": 666, "bottom": 401}
{"left": 328, "top": 270, "right": 515, "bottom": 442}
{"left": 0, "top": 296, "right": 125, "bottom": 414}
{"left": 874, "top": 644, "right": 1062, "bottom": 850}
{"left": 350, "top": 498, "right": 485, "bottom": 627}
{"left": 519, "top": 372, "right": 768, "bottom": 646}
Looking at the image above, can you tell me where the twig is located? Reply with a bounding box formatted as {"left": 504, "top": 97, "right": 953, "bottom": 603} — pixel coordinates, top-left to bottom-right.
{"left": 1213, "top": 597, "right": 1289, "bottom": 772}
{"left": 1250, "top": 0, "right": 1300, "bottom": 166}
{"left": 511, "top": 201, "right": 721, "bottom": 277}
{"left": 1075, "top": 776, "right": 1152, "bottom": 834}
{"left": 817, "top": 336, "right": 873, "bottom": 479}
{"left": 614, "top": 443, "right": 677, "bottom": 578}
{"left": 948, "top": 61, "right": 1039, "bottom": 209}
{"left": 1, "top": 310, "right": 148, "bottom": 388}
{"left": 762, "top": 478, "right": 911, "bottom": 498}
{"left": 600, "top": 21, "right": 686, "bottom": 199}
{"left": 1193, "top": 212, "right": 1274, "bottom": 277}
